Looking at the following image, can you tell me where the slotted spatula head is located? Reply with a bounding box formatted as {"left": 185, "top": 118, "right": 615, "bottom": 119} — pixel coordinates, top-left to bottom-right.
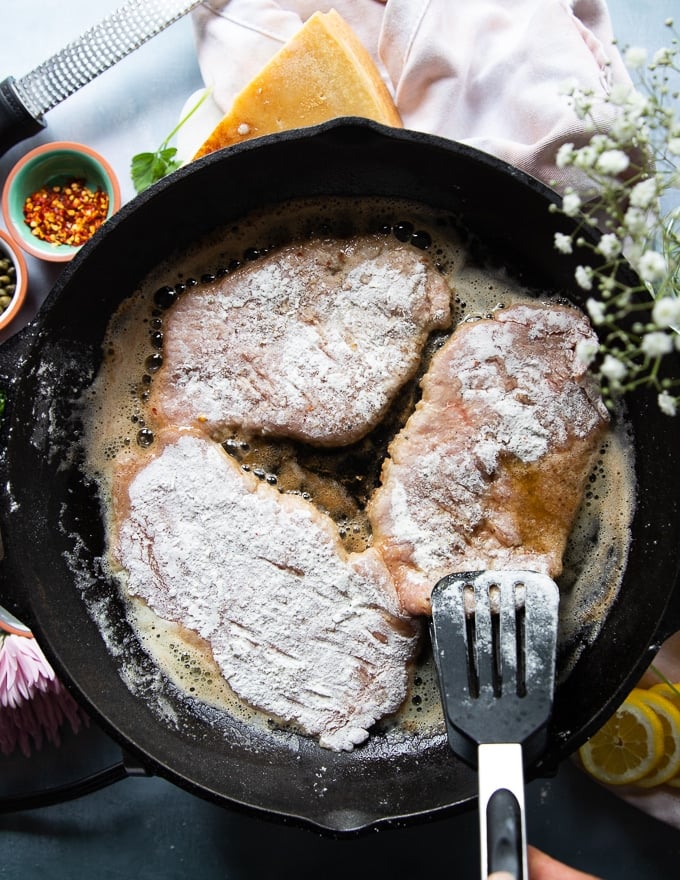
{"left": 430, "top": 570, "right": 560, "bottom": 769}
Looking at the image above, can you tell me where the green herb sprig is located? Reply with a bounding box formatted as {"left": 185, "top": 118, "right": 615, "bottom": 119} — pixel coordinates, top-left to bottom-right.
{"left": 651, "top": 663, "right": 680, "bottom": 698}
{"left": 131, "top": 89, "right": 212, "bottom": 194}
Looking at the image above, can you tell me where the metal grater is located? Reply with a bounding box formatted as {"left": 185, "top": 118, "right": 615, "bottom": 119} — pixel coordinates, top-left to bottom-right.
{"left": 0, "top": 0, "right": 203, "bottom": 155}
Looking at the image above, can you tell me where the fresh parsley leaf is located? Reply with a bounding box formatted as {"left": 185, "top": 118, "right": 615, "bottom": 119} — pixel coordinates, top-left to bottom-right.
{"left": 130, "top": 89, "right": 212, "bottom": 194}
{"left": 131, "top": 147, "right": 180, "bottom": 193}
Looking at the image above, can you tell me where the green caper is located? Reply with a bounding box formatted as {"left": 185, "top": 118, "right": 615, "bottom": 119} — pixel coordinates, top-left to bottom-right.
{"left": 0, "top": 251, "right": 18, "bottom": 315}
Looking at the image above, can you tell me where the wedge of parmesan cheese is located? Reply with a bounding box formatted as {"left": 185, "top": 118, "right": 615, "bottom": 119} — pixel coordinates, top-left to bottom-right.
{"left": 192, "top": 9, "right": 402, "bottom": 159}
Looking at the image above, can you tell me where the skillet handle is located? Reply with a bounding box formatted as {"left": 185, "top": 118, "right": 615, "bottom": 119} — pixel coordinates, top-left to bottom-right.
{"left": 0, "top": 750, "right": 151, "bottom": 814}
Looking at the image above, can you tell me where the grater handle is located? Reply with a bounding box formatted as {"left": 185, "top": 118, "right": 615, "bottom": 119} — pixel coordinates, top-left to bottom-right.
{"left": 0, "top": 0, "right": 202, "bottom": 156}
{"left": 0, "top": 77, "right": 45, "bottom": 157}
{"left": 478, "top": 742, "right": 527, "bottom": 880}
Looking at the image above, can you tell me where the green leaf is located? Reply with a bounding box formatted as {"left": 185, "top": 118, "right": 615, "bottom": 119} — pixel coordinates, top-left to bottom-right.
{"left": 129, "top": 89, "right": 212, "bottom": 194}
{"left": 131, "top": 146, "right": 181, "bottom": 194}
{"left": 130, "top": 152, "right": 156, "bottom": 192}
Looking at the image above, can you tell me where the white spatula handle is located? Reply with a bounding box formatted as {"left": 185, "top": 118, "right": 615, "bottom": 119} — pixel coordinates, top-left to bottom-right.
{"left": 478, "top": 742, "right": 527, "bottom": 880}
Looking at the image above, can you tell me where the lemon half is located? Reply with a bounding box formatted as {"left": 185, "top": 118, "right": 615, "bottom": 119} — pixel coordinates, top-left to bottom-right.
{"left": 578, "top": 689, "right": 664, "bottom": 785}
{"left": 633, "top": 689, "right": 680, "bottom": 787}
{"left": 648, "top": 681, "right": 680, "bottom": 787}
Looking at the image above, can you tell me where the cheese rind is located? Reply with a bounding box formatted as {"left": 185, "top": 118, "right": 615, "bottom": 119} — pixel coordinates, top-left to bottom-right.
{"left": 193, "top": 10, "right": 402, "bottom": 159}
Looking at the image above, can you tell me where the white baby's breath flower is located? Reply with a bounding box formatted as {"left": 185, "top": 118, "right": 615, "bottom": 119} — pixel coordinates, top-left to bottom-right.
{"left": 554, "top": 232, "right": 573, "bottom": 254}
{"left": 572, "top": 92, "right": 594, "bottom": 120}
{"left": 641, "top": 331, "right": 674, "bottom": 357}
{"left": 652, "top": 296, "right": 680, "bottom": 327}
{"left": 586, "top": 298, "right": 606, "bottom": 324}
{"left": 652, "top": 47, "right": 674, "bottom": 66}
{"left": 556, "top": 143, "right": 575, "bottom": 168}
{"left": 658, "top": 391, "right": 677, "bottom": 416}
{"left": 629, "top": 177, "right": 658, "bottom": 208}
{"left": 552, "top": 25, "right": 679, "bottom": 417}
{"left": 624, "top": 46, "right": 648, "bottom": 69}
{"left": 609, "top": 83, "right": 634, "bottom": 105}
{"left": 595, "top": 150, "right": 630, "bottom": 176}
{"left": 576, "top": 337, "right": 599, "bottom": 367}
{"left": 623, "top": 206, "right": 649, "bottom": 236}
{"left": 610, "top": 115, "right": 639, "bottom": 142}
{"left": 637, "top": 250, "right": 667, "bottom": 282}
{"left": 558, "top": 77, "right": 579, "bottom": 96}
{"left": 575, "top": 265, "right": 593, "bottom": 290}
{"left": 562, "top": 191, "right": 582, "bottom": 217}
{"left": 590, "top": 133, "right": 615, "bottom": 150}
{"left": 601, "top": 354, "right": 628, "bottom": 382}
{"left": 574, "top": 146, "right": 598, "bottom": 170}
{"left": 597, "top": 233, "right": 622, "bottom": 260}
{"left": 623, "top": 89, "right": 650, "bottom": 119}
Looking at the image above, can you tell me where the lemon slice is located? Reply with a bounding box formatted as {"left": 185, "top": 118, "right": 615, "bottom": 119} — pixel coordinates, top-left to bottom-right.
{"left": 632, "top": 689, "right": 680, "bottom": 787}
{"left": 578, "top": 689, "right": 664, "bottom": 785}
{"left": 648, "top": 682, "right": 680, "bottom": 787}
{"left": 648, "top": 680, "right": 680, "bottom": 708}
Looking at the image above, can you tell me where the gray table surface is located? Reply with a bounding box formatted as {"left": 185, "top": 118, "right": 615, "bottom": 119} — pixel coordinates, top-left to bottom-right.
{"left": 1, "top": 1, "right": 679, "bottom": 877}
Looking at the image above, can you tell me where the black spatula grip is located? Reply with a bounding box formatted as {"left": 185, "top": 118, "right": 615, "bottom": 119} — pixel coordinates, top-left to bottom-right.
{"left": 487, "top": 787, "right": 523, "bottom": 879}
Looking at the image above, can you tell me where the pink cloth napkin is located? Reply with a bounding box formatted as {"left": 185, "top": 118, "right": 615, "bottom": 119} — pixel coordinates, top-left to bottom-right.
{"left": 188, "top": 0, "right": 633, "bottom": 192}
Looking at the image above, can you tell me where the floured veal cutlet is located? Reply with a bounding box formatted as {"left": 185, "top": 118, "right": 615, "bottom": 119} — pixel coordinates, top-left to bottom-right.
{"left": 367, "top": 302, "right": 609, "bottom": 616}
{"left": 148, "top": 234, "right": 452, "bottom": 446}
{"left": 110, "top": 429, "right": 420, "bottom": 752}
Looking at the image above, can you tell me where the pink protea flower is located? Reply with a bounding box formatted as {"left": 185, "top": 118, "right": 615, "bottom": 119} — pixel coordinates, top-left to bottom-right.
{"left": 0, "top": 632, "right": 88, "bottom": 757}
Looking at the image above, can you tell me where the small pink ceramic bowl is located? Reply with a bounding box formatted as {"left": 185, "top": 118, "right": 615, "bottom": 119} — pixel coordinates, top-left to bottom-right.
{"left": 0, "top": 228, "right": 28, "bottom": 332}
{"left": 2, "top": 141, "right": 121, "bottom": 263}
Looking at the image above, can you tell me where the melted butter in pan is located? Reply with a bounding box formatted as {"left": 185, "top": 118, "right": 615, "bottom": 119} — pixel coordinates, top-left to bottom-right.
{"left": 81, "top": 196, "right": 636, "bottom": 738}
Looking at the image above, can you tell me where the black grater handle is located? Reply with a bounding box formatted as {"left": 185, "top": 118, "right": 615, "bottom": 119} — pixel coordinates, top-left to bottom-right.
{"left": 0, "top": 77, "right": 45, "bottom": 157}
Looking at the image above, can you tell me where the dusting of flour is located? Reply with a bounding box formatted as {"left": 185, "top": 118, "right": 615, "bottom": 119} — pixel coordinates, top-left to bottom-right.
{"left": 83, "top": 198, "right": 636, "bottom": 749}
{"left": 150, "top": 234, "right": 452, "bottom": 446}
{"left": 113, "top": 432, "right": 420, "bottom": 751}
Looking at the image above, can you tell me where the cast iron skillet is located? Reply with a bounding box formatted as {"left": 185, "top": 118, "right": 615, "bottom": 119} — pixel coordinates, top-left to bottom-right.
{"left": 0, "top": 119, "right": 679, "bottom": 833}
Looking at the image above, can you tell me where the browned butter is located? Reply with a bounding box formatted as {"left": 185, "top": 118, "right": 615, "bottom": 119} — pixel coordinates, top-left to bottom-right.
{"left": 81, "top": 196, "right": 636, "bottom": 740}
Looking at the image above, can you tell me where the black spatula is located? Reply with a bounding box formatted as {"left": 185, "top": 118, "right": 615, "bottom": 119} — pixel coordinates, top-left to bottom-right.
{"left": 430, "top": 570, "right": 560, "bottom": 880}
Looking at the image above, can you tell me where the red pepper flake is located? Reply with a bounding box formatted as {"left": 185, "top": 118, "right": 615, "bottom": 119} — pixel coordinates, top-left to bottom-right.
{"left": 23, "top": 177, "right": 109, "bottom": 247}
